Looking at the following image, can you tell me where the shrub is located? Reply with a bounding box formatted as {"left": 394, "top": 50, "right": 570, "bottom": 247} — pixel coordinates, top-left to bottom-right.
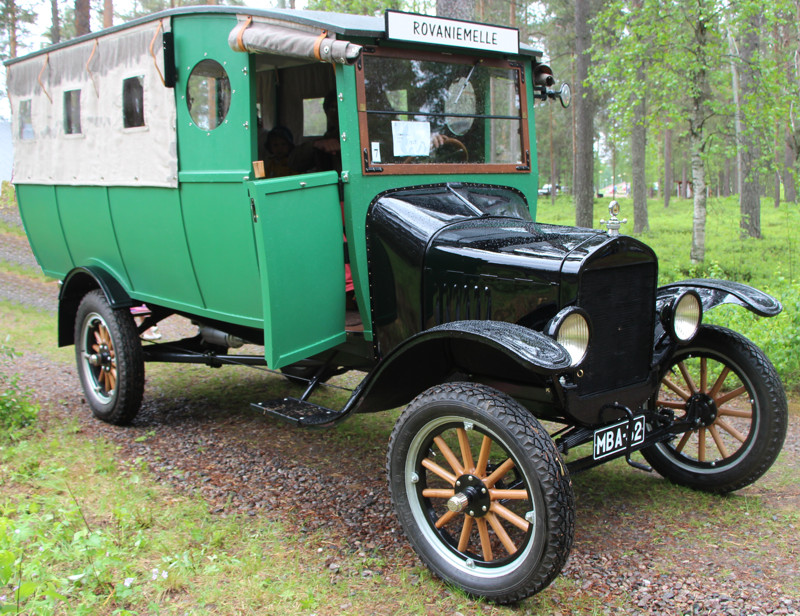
{"left": 0, "top": 344, "right": 39, "bottom": 442}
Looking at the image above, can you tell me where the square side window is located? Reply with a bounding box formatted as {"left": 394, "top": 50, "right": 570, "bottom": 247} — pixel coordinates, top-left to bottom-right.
{"left": 123, "top": 76, "right": 145, "bottom": 128}
{"left": 64, "top": 90, "right": 82, "bottom": 134}
{"left": 19, "top": 99, "right": 34, "bottom": 140}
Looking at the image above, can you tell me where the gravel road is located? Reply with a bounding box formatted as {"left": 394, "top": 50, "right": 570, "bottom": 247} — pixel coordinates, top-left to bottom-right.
{"left": 1, "top": 209, "right": 798, "bottom": 615}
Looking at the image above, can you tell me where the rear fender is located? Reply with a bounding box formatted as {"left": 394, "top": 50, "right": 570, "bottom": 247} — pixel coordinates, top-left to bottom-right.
{"left": 58, "top": 266, "right": 134, "bottom": 346}
{"left": 657, "top": 278, "right": 781, "bottom": 318}
{"left": 349, "top": 320, "right": 571, "bottom": 413}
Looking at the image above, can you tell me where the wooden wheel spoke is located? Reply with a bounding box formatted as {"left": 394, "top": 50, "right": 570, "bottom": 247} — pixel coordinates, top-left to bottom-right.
{"left": 457, "top": 515, "right": 473, "bottom": 552}
{"left": 421, "top": 458, "right": 457, "bottom": 485}
{"left": 486, "top": 512, "right": 517, "bottom": 555}
{"left": 107, "top": 369, "right": 116, "bottom": 392}
{"left": 718, "top": 405, "right": 752, "bottom": 419}
{"left": 490, "top": 489, "right": 529, "bottom": 500}
{"left": 663, "top": 375, "right": 691, "bottom": 400}
{"left": 698, "top": 428, "right": 706, "bottom": 462}
{"left": 708, "top": 366, "right": 731, "bottom": 398}
{"left": 657, "top": 398, "right": 687, "bottom": 410}
{"left": 715, "top": 385, "right": 748, "bottom": 407}
{"left": 675, "top": 430, "right": 693, "bottom": 454}
{"left": 91, "top": 344, "right": 100, "bottom": 353}
{"left": 476, "top": 518, "right": 493, "bottom": 561}
{"left": 456, "top": 428, "right": 475, "bottom": 473}
{"left": 475, "top": 435, "right": 492, "bottom": 478}
{"left": 93, "top": 330, "right": 103, "bottom": 345}
{"left": 708, "top": 425, "right": 730, "bottom": 459}
{"left": 491, "top": 502, "right": 530, "bottom": 532}
{"left": 434, "top": 509, "right": 458, "bottom": 529}
{"left": 433, "top": 436, "right": 464, "bottom": 476}
{"left": 715, "top": 417, "right": 747, "bottom": 443}
{"left": 484, "top": 458, "right": 515, "bottom": 488}
{"left": 421, "top": 488, "right": 454, "bottom": 499}
{"left": 677, "top": 361, "right": 698, "bottom": 394}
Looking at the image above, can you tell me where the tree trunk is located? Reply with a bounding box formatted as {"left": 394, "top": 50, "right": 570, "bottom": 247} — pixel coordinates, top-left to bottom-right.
{"left": 681, "top": 161, "right": 687, "bottom": 198}
{"left": 632, "top": 79, "right": 648, "bottom": 232}
{"left": 690, "top": 120, "right": 707, "bottom": 263}
{"left": 775, "top": 122, "right": 782, "bottom": 208}
{"left": 723, "top": 158, "right": 731, "bottom": 196}
{"left": 663, "top": 129, "right": 672, "bottom": 207}
{"left": 8, "top": 0, "right": 18, "bottom": 57}
{"left": 50, "top": 0, "right": 61, "bottom": 44}
{"left": 549, "top": 104, "right": 557, "bottom": 206}
{"left": 436, "top": 0, "right": 474, "bottom": 19}
{"left": 75, "top": 0, "right": 91, "bottom": 36}
{"left": 103, "top": 0, "right": 113, "bottom": 28}
{"left": 738, "top": 14, "right": 762, "bottom": 238}
{"left": 574, "top": 0, "right": 595, "bottom": 227}
{"left": 785, "top": 124, "right": 798, "bottom": 202}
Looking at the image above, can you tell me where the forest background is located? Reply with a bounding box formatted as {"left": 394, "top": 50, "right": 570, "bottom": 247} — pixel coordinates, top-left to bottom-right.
{"left": 2, "top": 0, "right": 800, "bottom": 389}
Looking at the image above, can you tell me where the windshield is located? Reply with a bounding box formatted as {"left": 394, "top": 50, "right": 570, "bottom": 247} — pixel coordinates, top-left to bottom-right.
{"left": 357, "top": 49, "right": 528, "bottom": 173}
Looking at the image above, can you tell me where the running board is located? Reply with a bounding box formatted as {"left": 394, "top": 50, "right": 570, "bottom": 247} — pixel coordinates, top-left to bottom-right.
{"left": 251, "top": 398, "right": 347, "bottom": 427}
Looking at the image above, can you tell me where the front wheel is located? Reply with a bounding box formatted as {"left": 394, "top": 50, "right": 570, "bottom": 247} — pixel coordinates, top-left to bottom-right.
{"left": 387, "top": 383, "right": 574, "bottom": 603}
{"left": 74, "top": 290, "right": 144, "bottom": 425}
{"left": 642, "top": 325, "right": 787, "bottom": 493}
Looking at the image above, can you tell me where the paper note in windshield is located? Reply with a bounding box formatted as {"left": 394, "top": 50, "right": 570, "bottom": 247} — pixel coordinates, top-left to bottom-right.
{"left": 392, "top": 121, "right": 431, "bottom": 157}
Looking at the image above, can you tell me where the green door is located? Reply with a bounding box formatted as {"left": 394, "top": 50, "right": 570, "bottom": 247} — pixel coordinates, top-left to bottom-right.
{"left": 247, "top": 172, "right": 346, "bottom": 369}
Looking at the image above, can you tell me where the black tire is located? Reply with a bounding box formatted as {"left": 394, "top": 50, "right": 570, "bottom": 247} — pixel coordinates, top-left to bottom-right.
{"left": 74, "top": 289, "right": 145, "bottom": 425}
{"left": 387, "top": 382, "right": 574, "bottom": 603}
{"left": 642, "top": 325, "right": 787, "bottom": 493}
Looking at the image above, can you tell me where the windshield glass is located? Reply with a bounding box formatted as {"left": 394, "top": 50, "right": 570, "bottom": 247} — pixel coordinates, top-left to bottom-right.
{"left": 358, "top": 50, "right": 527, "bottom": 172}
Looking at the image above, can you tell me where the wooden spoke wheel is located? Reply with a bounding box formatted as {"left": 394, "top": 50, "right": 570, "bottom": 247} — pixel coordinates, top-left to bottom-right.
{"left": 643, "top": 326, "right": 787, "bottom": 493}
{"left": 75, "top": 290, "right": 144, "bottom": 425}
{"left": 388, "top": 383, "right": 574, "bottom": 603}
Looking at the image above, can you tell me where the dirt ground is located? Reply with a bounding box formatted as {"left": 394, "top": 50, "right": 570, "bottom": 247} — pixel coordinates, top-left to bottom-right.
{"left": 1, "top": 208, "right": 798, "bottom": 614}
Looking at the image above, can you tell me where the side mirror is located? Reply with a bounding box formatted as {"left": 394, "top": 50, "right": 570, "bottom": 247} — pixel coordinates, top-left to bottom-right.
{"left": 556, "top": 83, "right": 571, "bottom": 108}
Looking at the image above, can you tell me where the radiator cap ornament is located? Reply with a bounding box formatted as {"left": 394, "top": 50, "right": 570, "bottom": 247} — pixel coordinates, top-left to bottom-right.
{"left": 600, "top": 201, "right": 627, "bottom": 237}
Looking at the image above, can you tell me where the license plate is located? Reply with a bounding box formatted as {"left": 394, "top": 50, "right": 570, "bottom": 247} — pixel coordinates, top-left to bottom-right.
{"left": 593, "top": 415, "right": 646, "bottom": 460}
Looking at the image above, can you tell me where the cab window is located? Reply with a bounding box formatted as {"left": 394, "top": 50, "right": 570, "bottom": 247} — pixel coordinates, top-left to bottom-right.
{"left": 357, "top": 47, "right": 529, "bottom": 173}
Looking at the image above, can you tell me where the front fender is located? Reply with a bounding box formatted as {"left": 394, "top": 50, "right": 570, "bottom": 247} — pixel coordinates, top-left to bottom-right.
{"left": 349, "top": 320, "right": 570, "bottom": 413}
{"left": 657, "top": 278, "right": 781, "bottom": 318}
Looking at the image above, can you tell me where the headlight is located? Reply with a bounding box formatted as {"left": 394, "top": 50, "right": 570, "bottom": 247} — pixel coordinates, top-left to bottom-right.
{"left": 663, "top": 291, "right": 702, "bottom": 342}
{"left": 546, "top": 308, "right": 590, "bottom": 367}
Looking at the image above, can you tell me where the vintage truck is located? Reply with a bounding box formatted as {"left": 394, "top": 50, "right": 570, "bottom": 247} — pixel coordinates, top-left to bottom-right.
{"left": 6, "top": 7, "right": 788, "bottom": 602}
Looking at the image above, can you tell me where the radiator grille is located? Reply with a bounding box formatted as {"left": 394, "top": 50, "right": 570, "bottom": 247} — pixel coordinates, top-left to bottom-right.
{"left": 577, "top": 263, "right": 656, "bottom": 394}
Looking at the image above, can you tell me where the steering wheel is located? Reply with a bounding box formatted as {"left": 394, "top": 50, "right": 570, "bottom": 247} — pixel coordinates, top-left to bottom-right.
{"left": 403, "top": 136, "right": 468, "bottom": 164}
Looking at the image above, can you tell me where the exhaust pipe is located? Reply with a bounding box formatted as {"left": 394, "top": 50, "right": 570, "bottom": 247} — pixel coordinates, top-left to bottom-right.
{"left": 198, "top": 325, "right": 245, "bottom": 349}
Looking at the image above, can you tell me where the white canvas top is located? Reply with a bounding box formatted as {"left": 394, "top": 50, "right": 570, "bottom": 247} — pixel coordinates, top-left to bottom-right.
{"left": 6, "top": 18, "right": 178, "bottom": 188}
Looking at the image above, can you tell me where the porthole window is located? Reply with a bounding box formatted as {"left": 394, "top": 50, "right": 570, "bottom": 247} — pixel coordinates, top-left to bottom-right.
{"left": 123, "top": 76, "right": 145, "bottom": 128}
{"left": 64, "top": 89, "right": 82, "bottom": 134}
{"left": 19, "top": 99, "right": 34, "bottom": 140}
{"left": 186, "top": 59, "right": 231, "bottom": 130}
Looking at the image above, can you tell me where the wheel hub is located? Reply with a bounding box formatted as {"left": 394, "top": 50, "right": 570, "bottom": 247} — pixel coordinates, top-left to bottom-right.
{"left": 88, "top": 344, "right": 113, "bottom": 368}
{"left": 447, "top": 474, "right": 492, "bottom": 518}
{"left": 686, "top": 392, "right": 717, "bottom": 427}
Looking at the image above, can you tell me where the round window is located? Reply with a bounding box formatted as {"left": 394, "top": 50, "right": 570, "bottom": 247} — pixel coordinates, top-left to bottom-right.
{"left": 444, "top": 77, "right": 476, "bottom": 136}
{"left": 186, "top": 59, "right": 231, "bottom": 131}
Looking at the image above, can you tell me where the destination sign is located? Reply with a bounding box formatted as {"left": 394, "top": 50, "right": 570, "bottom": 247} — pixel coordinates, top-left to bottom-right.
{"left": 385, "top": 10, "right": 519, "bottom": 55}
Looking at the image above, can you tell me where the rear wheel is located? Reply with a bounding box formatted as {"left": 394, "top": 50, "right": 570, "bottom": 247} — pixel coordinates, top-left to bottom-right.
{"left": 74, "top": 290, "right": 144, "bottom": 425}
{"left": 387, "top": 383, "right": 574, "bottom": 603}
{"left": 643, "top": 326, "right": 787, "bottom": 493}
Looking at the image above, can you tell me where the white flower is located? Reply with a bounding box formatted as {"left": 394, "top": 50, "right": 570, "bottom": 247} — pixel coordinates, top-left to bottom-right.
{"left": 123, "top": 578, "right": 134, "bottom": 588}
{"left": 151, "top": 568, "right": 159, "bottom": 580}
{"left": 161, "top": 570, "right": 168, "bottom": 579}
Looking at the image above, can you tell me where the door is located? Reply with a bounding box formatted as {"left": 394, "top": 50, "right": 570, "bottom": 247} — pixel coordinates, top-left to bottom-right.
{"left": 247, "top": 172, "right": 346, "bottom": 368}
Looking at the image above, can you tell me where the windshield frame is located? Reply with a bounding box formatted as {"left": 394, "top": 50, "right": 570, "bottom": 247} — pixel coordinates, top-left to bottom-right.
{"left": 355, "top": 46, "right": 531, "bottom": 176}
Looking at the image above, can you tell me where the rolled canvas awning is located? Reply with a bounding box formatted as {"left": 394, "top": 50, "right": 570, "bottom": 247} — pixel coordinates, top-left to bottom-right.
{"left": 229, "top": 17, "right": 362, "bottom": 65}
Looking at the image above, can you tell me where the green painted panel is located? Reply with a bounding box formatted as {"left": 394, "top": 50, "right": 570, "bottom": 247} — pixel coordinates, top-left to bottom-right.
{"left": 57, "top": 186, "right": 130, "bottom": 288}
{"left": 248, "top": 172, "right": 346, "bottom": 369}
{"left": 15, "top": 184, "right": 73, "bottom": 279}
{"left": 173, "top": 14, "right": 256, "bottom": 175}
{"left": 180, "top": 182, "right": 262, "bottom": 321}
{"left": 109, "top": 187, "right": 203, "bottom": 307}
